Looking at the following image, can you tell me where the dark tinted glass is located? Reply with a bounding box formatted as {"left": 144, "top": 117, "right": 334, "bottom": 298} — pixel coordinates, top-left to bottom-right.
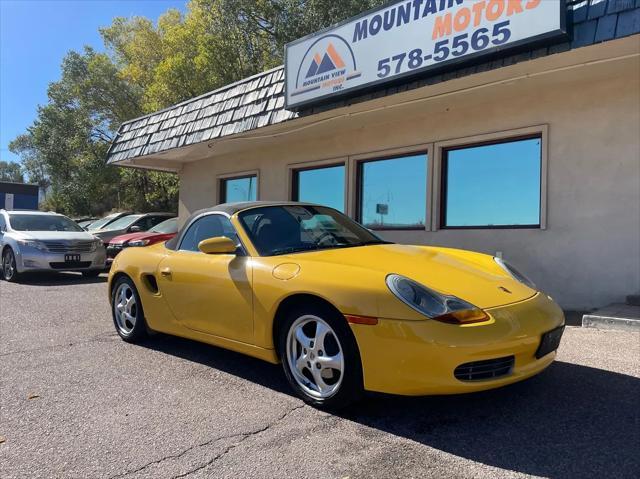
{"left": 136, "top": 215, "right": 171, "bottom": 231}
{"left": 295, "top": 165, "right": 345, "bottom": 212}
{"left": 222, "top": 176, "right": 257, "bottom": 203}
{"left": 444, "top": 137, "right": 541, "bottom": 227}
{"left": 239, "top": 205, "right": 388, "bottom": 256}
{"left": 359, "top": 154, "right": 427, "bottom": 229}
{"left": 179, "top": 215, "right": 239, "bottom": 252}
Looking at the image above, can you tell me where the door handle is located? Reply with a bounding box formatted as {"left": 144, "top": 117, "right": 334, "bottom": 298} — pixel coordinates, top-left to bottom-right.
{"left": 160, "top": 267, "right": 172, "bottom": 278}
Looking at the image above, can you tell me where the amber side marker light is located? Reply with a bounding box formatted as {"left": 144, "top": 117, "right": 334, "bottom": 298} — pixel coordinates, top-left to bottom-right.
{"left": 433, "top": 309, "right": 490, "bottom": 325}
{"left": 345, "top": 314, "right": 379, "bottom": 326}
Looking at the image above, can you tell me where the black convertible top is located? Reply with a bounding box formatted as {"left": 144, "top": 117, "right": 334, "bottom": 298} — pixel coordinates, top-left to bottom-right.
{"left": 165, "top": 201, "right": 318, "bottom": 250}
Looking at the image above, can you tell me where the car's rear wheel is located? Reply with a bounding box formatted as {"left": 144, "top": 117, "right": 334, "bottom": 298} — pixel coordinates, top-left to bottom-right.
{"left": 2, "top": 248, "right": 20, "bottom": 282}
{"left": 111, "top": 276, "right": 147, "bottom": 343}
{"left": 279, "top": 304, "right": 363, "bottom": 409}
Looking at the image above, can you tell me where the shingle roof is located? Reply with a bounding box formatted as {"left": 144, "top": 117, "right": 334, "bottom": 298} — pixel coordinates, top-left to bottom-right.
{"left": 107, "top": 0, "right": 640, "bottom": 166}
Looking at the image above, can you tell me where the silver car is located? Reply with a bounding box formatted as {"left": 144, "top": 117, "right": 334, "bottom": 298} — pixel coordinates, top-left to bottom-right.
{"left": 0, "top": 209, "right": 106, "bottom": 282}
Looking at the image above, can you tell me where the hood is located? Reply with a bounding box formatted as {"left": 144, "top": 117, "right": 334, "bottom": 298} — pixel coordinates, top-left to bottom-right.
{"left": 286, "top": 244, "right": 535, "bottom": 310}
{"left": 14, "top": 231, "right": 97, "bottom": 241}
{"left": 109, "top": 231, "right": 173, "bottom": 245}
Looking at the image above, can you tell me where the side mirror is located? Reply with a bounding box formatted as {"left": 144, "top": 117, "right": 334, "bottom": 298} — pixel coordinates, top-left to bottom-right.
{"left": 198, "top": 237, "right": 237, "bottom": 255}
{"left": 129, "top": 225, "right": 142, "bottom": 232}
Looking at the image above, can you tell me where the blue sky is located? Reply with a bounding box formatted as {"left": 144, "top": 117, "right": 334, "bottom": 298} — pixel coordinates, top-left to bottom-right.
{"left": 0, "top": 0, "right": 187, "bottom": 164}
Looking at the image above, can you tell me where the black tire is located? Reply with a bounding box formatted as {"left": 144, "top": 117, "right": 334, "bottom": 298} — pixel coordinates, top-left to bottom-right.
{"left": 2, "top": 248, "right": 20, "bottom": 282}
{"left": 82, "top": 270, "right": 101, "bottom": 278}
{"left": 278, "top": 303, "right": 364, "bottom": 410}
{"left": 111, "top": 276, "right": 148, "bottom": 343}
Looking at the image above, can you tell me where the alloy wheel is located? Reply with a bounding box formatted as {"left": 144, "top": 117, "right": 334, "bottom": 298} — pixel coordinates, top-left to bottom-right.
{"left": 114, "top": 283, "right": 138, "bottom": 335}
{"left": 286, "top": 315, "right": 345, "bottom": 399}
{"left": 2, "top": 250, "right": 15, "bottom": 281}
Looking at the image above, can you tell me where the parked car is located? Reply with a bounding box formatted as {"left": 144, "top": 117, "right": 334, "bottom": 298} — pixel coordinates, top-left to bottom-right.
{"left": 108, "top": 202, "right": 565, "bottom": 409}
{"left": 0, "top": 209, "right": 106, "bottom": 281}
{"left": 87, "top": 212, "right": 134, "bottom": 233}
{"left": 92, "top": 213, "right": 175, "bottom": 245}
{"left": 106, "top": 217, "right": 178, "bottom": 260}
{"left": 76, "top": 218, "right": 98, "bottom": 230}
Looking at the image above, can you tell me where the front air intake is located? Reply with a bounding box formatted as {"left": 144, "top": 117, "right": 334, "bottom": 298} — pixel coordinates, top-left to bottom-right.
{"left": 454, "top": 356, "right": 515, "bottom": 382}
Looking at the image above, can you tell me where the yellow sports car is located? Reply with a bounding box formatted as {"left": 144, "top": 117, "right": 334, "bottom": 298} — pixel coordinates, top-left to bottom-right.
{"left": 108, "top": 202, "right": 565, "bottom": 409}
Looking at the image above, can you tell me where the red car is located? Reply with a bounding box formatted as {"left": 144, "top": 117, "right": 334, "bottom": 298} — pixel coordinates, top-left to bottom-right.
{"left": 106, "top": 217, "right": 178, "bottom": 260}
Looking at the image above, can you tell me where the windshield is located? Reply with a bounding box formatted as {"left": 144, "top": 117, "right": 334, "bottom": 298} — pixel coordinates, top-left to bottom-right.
{"left": 238, "top": 205, "right": 390, "bottom": 256}
{"left": 102, "top": 215, "right": 143, "bottom": 231}
{"left": 150, "top": 218, "right": 178, "bottom": 234}
{"left": 9, "top": 214, "right": 84, "bottom": 232}
{"left": 89, "top": 214, "right": 120, "bottom": 230}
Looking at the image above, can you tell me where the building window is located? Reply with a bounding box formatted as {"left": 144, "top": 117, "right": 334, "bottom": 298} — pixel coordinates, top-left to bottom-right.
{"left": 220, "top": 175, "right": 257, "bottom": 204}
{"left": 357, "top": 153, "right": 428, "bottom": 230}
{"left": 442, "top": 136, "right": 542, "bottom": 228}
{"left": 292, "top": 164, "right": 345, "bottom": 212}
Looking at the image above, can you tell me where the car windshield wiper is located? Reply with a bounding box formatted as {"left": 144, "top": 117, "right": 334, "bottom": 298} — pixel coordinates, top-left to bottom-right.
{"left": 359, "top": 240, "right": 393, "bottom": 245}
{"left": 270, "top": 240, "right": 392, "bottom": 256}
{"left": 270, "top": 245, "right": 321, "bottom": 256}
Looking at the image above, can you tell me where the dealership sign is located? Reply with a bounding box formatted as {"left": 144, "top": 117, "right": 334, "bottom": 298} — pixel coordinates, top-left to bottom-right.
{"left": 285, "top": 0, "right": 567, "bottom": 109}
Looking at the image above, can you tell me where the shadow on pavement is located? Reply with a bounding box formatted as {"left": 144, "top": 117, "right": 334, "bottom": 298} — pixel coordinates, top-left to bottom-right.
{"left": 14, "top": 272, "right": 108, "bottom": 286}
{"left": 142, "top": 335, "right": 640, "bottom": 478}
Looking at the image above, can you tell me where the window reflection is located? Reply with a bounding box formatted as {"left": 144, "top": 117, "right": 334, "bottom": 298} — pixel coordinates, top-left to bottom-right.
{"left": 358, "top": 154, "right": 427, "bottom": 229}
{"left": 294, "top": 165, "right": 345, "bottom": 212}
{"left": 444, "top": 137, "right": 541, "bottom": 228}
{"left": 222, "top": 176, "right": 257, "bottom": 203}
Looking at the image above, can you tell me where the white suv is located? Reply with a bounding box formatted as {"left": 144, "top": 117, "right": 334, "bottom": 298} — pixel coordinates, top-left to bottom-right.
{"left": 0, "top": 210, "right": 106, "bottom": 282}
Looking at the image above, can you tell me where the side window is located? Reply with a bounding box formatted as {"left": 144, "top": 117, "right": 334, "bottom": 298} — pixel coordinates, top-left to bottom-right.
{"left": 179, "top": 215, "right": 239, "bottom": 252}
{"left": 0, "top": 215, "right": 5, "bottom": 232}
{"left": 149, "top": 216, "right": 169, "bottom": 228}
{"left": 137, "top": 216, "right": 165, "bottom": 231}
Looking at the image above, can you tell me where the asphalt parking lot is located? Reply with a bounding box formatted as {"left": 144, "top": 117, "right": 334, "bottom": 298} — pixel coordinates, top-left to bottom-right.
{"left": 1, "top": 274, "right": 639, "bottom": 479}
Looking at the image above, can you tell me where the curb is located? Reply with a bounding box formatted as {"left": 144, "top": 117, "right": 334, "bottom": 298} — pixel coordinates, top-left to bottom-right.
{"left": 582, "top": 315, "right": 640, "bottom": 332}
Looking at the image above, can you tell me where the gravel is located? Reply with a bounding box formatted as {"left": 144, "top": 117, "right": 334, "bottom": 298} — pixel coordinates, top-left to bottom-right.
{"left": 1, "top": 273, "right": 639, "bottom": 479}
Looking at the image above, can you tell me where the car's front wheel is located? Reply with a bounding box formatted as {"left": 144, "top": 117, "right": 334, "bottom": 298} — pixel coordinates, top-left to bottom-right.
{"left": 111, "top": 276, "right": 148, "bottom": 343}
{"left": 279, "top": 304, "right": 364, "bottom": 409}
{"left": 2, "top": 248, "right": 20, "bottom": 282}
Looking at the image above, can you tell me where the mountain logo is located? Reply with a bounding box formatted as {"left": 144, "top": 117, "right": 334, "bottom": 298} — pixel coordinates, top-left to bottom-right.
{"left": 305, "top": 43, "right": 346, "bottom": 78}
{"left": 293, "top": 34, "right": 361, "bottom": 100}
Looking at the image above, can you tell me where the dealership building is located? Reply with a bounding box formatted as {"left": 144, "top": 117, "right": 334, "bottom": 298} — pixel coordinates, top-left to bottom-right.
{"left": 106, "top": 0, "right": 640, "bottom": 311}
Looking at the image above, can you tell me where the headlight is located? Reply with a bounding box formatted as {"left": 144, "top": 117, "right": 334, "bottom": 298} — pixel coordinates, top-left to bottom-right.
{"left": 494, "top": 257, "right": 536, "bottom": 290}
{"left": 386, "top": 274, "right": 489, "bottom": 324}
{"left": 127, "top": 239, "right": 151, "bottom": 247}
{"left": 17, "top": 239, "right": 47, "bottom": 251}
{"left": 90, "top": 239, "right": 103, "bottom": 252}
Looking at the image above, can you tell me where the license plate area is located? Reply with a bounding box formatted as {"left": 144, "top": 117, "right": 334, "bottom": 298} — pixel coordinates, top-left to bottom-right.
{"left": 65, "top": 254, "right": 81, "bottom": 262}
{"left": 536, "top": 325, "right": 565, "bottom": 359}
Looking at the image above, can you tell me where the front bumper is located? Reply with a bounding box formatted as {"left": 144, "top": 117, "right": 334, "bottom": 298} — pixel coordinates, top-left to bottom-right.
{"left": 350, "top": 293, "right": 565, "bottom": 396}
{"left": 15, "top": 247, "right": 107, "bottom": 273}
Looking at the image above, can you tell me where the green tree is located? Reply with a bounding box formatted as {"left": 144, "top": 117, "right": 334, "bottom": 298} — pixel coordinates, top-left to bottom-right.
{"left": 0, "top": 160, "right": 25, "bottom": 183}
{"left": 10, "top": 0, "right": 386, "bottom": 216}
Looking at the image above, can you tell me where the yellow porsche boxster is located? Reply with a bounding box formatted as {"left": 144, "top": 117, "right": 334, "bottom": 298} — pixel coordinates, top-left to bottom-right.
{"left": 108, "top": 202, "right": 565, "bottom": 408}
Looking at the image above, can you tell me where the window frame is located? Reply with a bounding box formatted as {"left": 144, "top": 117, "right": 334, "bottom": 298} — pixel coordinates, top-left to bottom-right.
{"left": 355, "top": 151, "right": 430, "bottom": 232}
{"left": 291, "top": 162, "right": 347, "bottom": 211}
{"left": 433, "top": 129, "right": 548, "bottom": 231}
{"left": 218, "top": 171, "right": 259, "bottom": 204}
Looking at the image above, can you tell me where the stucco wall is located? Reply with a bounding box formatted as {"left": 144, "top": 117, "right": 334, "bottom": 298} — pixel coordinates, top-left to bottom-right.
{"left": 178, "top": 52, "right": 640, "bottom": 311}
